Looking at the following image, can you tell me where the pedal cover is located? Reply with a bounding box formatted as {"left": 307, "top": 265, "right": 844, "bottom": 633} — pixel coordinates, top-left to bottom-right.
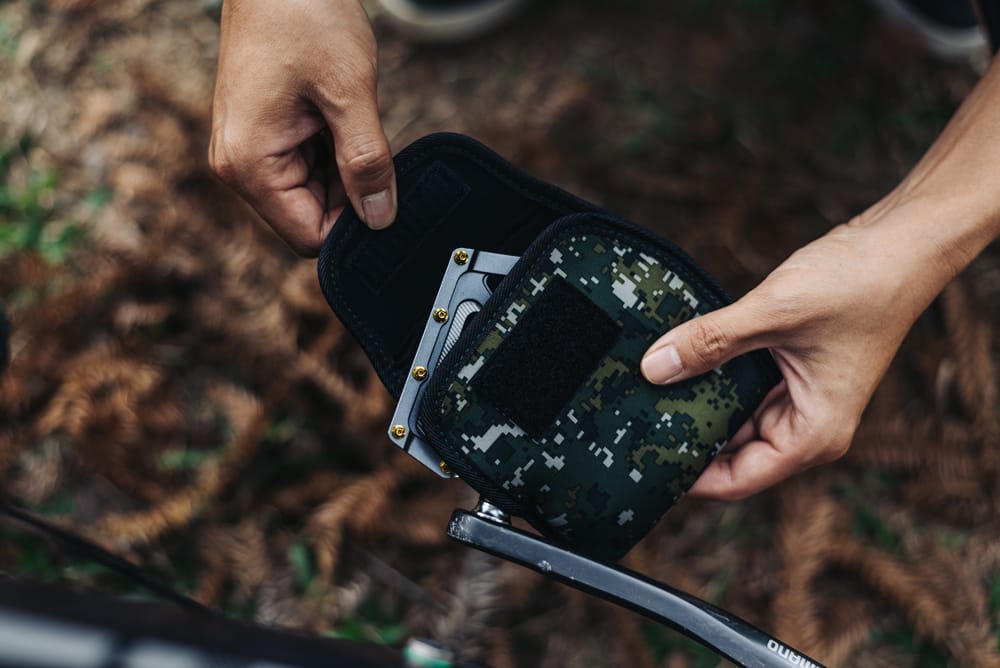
{"left": 416, "top": 213, "right": 778, "bottom": 560}
{"left": 318, "top": 134, "right": 780, "bottom": 561}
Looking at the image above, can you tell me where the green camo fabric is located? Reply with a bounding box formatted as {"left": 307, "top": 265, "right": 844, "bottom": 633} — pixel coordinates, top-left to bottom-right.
{"left": 419, "top": 215, "right": 779, "bottom": 560}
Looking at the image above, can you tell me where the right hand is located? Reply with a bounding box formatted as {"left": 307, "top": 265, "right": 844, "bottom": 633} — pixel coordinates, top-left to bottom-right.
{"left": 209, "top": 0, "right": 397, "bottom": 257}
{"left": 640, "top": 203, "right": 962, "bottom": 501}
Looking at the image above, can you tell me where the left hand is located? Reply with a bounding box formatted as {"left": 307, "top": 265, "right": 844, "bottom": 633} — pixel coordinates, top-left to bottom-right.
{"left": 209, "top": 0, "right": 397, "bottom": 257}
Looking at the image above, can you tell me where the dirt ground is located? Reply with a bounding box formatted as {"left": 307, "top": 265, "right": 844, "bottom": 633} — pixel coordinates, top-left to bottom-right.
{"left": 1, "top": 0, "right": 999, "bottom": 666}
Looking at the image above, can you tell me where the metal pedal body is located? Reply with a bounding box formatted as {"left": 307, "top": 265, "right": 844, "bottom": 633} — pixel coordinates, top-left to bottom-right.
{"left": 388, "top": 249, "right": 519, "bottom": 477}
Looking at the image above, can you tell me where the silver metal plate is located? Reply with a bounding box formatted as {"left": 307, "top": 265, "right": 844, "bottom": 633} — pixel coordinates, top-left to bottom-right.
{"left": 388, "top": 249, "right": 519, "bottom": 477}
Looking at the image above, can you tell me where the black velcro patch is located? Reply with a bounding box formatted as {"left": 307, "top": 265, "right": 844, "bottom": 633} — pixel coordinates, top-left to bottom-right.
{"left": 472, "top": 277, "right": 619, "bottom": 436}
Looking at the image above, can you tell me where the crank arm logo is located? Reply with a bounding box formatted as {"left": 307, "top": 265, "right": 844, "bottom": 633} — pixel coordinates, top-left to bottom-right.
{"left": 767, "top": 639, "right": 821, "bottom": 667}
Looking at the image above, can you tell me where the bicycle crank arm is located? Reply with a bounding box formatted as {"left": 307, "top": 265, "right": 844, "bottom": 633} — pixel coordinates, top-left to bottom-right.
{"left": 446, "top": 504, "right": 826, "bottom": 668}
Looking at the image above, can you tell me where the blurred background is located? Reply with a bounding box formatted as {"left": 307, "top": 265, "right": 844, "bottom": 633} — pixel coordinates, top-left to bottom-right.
{"left": 1, "top": 0, "right": 998, "bottom": 665}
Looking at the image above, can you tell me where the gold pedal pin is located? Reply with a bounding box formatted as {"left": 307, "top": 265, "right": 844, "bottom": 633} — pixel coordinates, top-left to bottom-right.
{"left": 387, "top": 249, "right": 520, "bottom": 479}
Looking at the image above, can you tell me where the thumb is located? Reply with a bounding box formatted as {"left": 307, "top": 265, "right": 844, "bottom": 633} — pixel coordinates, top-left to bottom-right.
{"left": 323, "top": 87, "right": 397, "bottom": 230}
{"left": 641, "top": 297, "right": 767, "bottom": 384}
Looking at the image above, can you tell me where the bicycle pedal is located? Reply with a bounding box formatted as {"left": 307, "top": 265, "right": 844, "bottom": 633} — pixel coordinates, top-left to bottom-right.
{"left": 387, "top": 249, "right": 518, "bottom": 477}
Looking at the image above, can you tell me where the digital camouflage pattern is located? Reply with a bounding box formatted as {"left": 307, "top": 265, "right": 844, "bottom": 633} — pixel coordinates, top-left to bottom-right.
{"left": 421, "top": 220, "right": 778, "bottom": 560}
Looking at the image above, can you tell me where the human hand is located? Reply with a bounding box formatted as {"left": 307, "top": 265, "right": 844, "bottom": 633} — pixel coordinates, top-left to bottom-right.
{"left": 640, "top": 208, "right": 958, "bottom": 500}
{"left": 209, "top": 0, "right": 396, "bottom": 257}
{"left": 638, "top": 54, "right": 1000, "bottom": 500}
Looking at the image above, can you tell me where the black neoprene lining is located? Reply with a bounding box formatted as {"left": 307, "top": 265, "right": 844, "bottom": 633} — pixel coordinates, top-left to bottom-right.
{"left": 318, "top": 134, "right": 601, "bottom": 399}
{"left": 416, "top": 212, "right": 782, "bottom": 536}
{"left": 317, "top": 133, "right": 735, "bottom": 399}
{"left": 346, "top": 161, "right": 470, "bottom": 296}
{"left": 472, "top": 277, "right": 620, "bottom": 437}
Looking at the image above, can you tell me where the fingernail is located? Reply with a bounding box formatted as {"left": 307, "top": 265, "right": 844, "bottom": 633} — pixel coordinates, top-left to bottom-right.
{"left": 361, "top": 189, "right": 395, "bottom": 230}
{"left": 641, "top": 344, "right": 683, "bottom": 384}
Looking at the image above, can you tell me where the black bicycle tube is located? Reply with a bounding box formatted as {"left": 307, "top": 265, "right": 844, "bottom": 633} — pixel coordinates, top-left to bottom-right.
{"left": 0, "top": 500, "right": 212, "bottom": 615}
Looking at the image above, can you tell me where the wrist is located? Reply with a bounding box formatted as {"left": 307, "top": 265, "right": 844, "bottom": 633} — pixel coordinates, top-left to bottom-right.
{"left": 842, "top": 194, "right": 978, "bottom": 326}
{"left": 849, "top": 56, "right": 1000, "bottom": 285}
{"left": 854, "top": 184, "right": 998, "bottom": 285}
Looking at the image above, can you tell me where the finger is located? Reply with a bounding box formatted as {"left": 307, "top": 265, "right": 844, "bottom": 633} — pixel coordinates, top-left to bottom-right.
{"left": 303, "top": 135, "right": 329, "bottom": 205}
{"left": 307, "top": 131, "right": 349, "bottom": 241}
{"left": 320, "top": 174, "right": 349, "bottom": 241}
{"left": 641, "top": 296, "right": 770, "bottom": 385}
{"left": 689, "top": 379, "right": 789, "bottom": 497}
{"left": 687, "top": 438, "right": 802, "bottom": 501}
{"left": 739, "top": 378, "right": 789, "bottom": 438}
{"left": 253, "top": 184, "right": 338, "bottom": 258}
{"left": 726, "top": 418, "right": 758, "bottom": 451}
{"left": 210, "top": 128, "right": 334, "bottom": 256}
{"left": 317, "top": 81, "right": 396, "bottom": 230}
